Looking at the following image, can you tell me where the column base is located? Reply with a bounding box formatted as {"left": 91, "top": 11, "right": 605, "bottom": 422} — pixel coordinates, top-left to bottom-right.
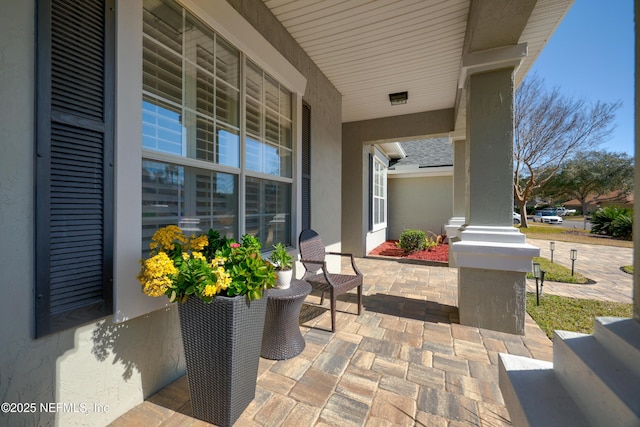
{"left": 452, "top": 226, "right": 540, "bottom": 335}
{"left": 445, "top": 217, "right": 465, "bottom": 267}
{"left": 459, "top": 268, "right": 526, "bottom": 334}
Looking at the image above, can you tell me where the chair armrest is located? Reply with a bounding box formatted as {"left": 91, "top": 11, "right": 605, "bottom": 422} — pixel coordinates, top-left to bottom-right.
{"left": 326, "top": 252, "right": 362, "bottom": 276}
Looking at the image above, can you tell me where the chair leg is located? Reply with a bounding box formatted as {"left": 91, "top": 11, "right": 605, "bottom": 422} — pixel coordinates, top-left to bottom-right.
{"left": 357, "top": 284, "right": 362, "bottom": 315}
{"left": 330, "top": 289, "right": 336, "bottom": 332}
{"left": 320, "top": 291, "right": 325, "bottom": 305}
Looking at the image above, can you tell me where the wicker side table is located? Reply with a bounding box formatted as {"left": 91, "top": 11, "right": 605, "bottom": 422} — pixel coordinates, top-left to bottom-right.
{"left": 261, "top": 280, "right": 312, "bottom": 360}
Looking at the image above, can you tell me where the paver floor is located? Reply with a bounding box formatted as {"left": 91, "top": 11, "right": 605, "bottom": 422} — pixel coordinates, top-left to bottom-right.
{"left": 111, "top": 256, "right": 555, "bottom": 426}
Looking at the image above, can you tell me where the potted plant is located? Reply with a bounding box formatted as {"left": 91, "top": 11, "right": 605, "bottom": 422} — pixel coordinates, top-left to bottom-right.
{"left": 137, "top": 225, "right": 276, "bottom": 427}
{"left": 269, "top": 242, "right": 294, "bottom": 289}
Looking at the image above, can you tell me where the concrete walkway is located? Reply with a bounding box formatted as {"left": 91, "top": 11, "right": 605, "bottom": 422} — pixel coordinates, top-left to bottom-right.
{"left": 527, "top": 238, "right": 633, "bottom": 304}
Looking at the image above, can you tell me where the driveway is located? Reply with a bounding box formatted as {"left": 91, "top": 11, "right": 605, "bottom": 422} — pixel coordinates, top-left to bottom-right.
{"left": 526, "top": 238, "right": 633, "bottom": 304}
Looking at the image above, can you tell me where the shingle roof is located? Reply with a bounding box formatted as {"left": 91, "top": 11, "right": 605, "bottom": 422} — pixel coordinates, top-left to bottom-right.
{"left": 389, "top": 137, "right": 453, "bottom": 169}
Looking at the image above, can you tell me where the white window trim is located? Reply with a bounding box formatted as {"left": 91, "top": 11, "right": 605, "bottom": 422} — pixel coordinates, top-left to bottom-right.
{"left": 114, "top": 0, "right": 307, "bottom": 322}
{"left": 371, "top": 149, "right": 388, "bottom": 232}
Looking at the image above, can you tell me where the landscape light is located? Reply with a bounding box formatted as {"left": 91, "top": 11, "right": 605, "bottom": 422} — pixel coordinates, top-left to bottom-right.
{"left": 570, "top": 249, "right": 577, "bottom": 276}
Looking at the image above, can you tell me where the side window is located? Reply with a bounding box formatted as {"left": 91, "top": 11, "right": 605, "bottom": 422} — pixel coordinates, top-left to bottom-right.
{"left": 371, "top": 154, "right": 387, "bottom": 230}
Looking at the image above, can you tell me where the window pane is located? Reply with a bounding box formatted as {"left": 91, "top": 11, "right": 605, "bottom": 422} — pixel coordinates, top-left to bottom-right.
{"left": 217, "top": 127, "right": 239, "bottom": 167}
{"left": 196, "top": 67, "right": 215, "bottom": 116}
{"left": 245, "top": 139, "right": 291, "bottom": 177}
{"left": 142, "top": 160, "right": 185, "bottom": 247}
{"left": 280, "top": 87, "right": 292, "bottom": 120}
{"left": 245, "top": 177, "right": 291, "bottom": 247}
{"left": 217, "top": 37, "right": 239, "bottom": 88}
{"left": 142, "top": 160, "right": 238, "bottom": 244}
{"left": 143, "top": 0, "right": 183, "bottom": 54}
{"left": 143, "top": 97, "right": 184, "bottom": 155}
{"left": 195, "top": 117, "right": 215, "bottom": 161}
{"left": 246, "top": 60, "right": 262, "bottom": 101}
{"left": 265, "top": 75, "right": 279, "bottom": 112}
{"left": 265, "top": 108, "right": 279, "bottom": 145}
{"left": 246, "top": 137, "right": 262, "bottom": 172}
{"left": 143, "top": 38, "right": 182, "bottom": 105}
{"left": 216, "top": 81, "right": 239, "bottom": 127}
{"left": 246, "top": 97, "right": 261, "bottom": 137}
{"left": 280, "top": 118, "right": 292, "bottom": 149}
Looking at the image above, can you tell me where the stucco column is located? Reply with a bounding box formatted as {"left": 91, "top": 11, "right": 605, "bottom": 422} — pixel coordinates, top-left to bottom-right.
{"left": 445, "top": 138, "right": 467, "bottom": 267}
{"left": 452, "top": 68, "right": 539, "bottom": 335}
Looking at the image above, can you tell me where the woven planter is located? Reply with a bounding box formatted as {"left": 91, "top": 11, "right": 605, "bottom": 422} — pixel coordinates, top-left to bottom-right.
{"left": 177, "top": 294, "right": 268, "bottom": 427}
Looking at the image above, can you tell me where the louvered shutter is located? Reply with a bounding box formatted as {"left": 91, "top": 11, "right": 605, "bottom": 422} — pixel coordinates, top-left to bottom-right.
{"left": 35, "top": 0, "right": 115, "bottom": 337}
{"left": 301, "top": 103, "right": 311, "bottom": 231}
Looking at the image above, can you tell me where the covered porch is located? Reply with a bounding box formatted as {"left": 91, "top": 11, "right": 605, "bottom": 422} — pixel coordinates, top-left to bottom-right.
{"left": 112, "top": 257, "right": 552, "bottom": 426}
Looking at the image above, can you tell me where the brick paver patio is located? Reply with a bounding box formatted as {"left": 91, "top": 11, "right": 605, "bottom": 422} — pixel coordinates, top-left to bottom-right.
{"left": 111, "top": 256, "right": 559, "bottom": 426}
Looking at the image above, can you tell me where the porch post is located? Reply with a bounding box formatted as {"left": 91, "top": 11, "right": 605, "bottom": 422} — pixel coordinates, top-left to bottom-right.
{"left": 445, "top": 137, "right": 467, "bottom": 267}
{"left": 452, "top": 67, "right": 539, "bottom": 335}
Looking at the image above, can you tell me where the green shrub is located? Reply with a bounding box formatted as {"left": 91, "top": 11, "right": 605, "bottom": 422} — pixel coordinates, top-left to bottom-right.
{"left": 591, "top": 206, "right": 633, "bottom": 240}
{"left": 611, "top": 213, "right": 633, "bottom": 240}
{"left": 397, "top": 229, "right": 426, "bottom": 253}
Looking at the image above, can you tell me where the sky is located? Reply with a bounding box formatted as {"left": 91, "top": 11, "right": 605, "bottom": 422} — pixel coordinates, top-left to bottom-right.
{"left": 529, "top": 0, "right": 634, "bottom": 155}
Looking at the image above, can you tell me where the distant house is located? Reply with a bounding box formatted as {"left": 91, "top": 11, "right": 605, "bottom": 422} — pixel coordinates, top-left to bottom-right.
{"left": 563, "top": 191, "right": 634, "bottom": 214}
{"left": 381, "top": 138, "right": 453, "bottom": 246}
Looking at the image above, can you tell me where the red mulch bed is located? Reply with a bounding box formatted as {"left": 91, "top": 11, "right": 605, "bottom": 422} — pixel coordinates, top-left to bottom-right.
{"left": 370, "top": 240, "right": 449, "bottom": 263}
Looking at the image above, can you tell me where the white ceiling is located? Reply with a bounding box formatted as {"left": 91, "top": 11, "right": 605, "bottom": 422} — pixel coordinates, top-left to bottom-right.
{"left": 263, "top": 0, "right": 572, "bottom": 127}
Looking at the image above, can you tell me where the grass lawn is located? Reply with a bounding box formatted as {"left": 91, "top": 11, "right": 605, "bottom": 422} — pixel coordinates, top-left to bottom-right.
{"left": 525, "top": 256, "right": 590, "bottom": 284}
{"left": 526, "top": 293, "right": 633, "bottom": 340}
{"left": 518, "top": 224, "right": 633, "bottom": 248}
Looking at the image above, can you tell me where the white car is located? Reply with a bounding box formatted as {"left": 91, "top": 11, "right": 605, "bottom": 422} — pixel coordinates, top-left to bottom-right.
{"left": 533, "top": 211, "right": 563, "bottom": 224}
{"left": 513, "top": 212, "right": 521, "bottom": 224}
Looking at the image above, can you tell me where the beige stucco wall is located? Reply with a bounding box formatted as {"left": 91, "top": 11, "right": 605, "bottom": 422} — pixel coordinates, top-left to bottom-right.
{"left": 388, "top": 176, "right": 454, "bottom": 240}
{"left": 0, "top": 0, "right": 343, "bottom": 425}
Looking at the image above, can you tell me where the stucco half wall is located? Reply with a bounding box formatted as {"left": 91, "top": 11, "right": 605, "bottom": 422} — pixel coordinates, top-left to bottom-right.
{"left": 388, "top": 175, "right": 454, "bottom": 240}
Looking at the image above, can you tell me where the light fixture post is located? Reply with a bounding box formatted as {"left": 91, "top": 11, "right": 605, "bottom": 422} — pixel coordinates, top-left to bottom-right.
{"left": 570, "top": 249, "right": 577, "bottom": 276}
{"left": 532, "top": 262, "right": 541, "bottom": 305}
{"left": 549, "top": 241, "right": 555, "bottom": 263}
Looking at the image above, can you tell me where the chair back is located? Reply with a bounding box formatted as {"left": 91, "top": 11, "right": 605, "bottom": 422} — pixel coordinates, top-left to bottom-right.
{"left": 299, "top": 229, "right": 326, "bottom": 272}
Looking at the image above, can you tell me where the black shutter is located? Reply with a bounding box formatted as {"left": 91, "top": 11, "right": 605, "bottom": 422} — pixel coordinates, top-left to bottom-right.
{"left": 301, "top": 103, "right": 311, "bottom": 231}
{"left": 35, "top": 0, "right": 115, "bottom": 337}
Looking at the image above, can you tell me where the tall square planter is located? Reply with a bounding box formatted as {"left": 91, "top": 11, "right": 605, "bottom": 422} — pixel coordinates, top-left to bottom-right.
{"left": 177, "top": 294, "right": 268, "bottom": 426}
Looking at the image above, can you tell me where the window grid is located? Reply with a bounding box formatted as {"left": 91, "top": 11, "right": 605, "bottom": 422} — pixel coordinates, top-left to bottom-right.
{"left": 372, "top": 157, "right": 387, "bottom": 228}
{"left": 142, "top": 0, "right": 294, "bottom": 246}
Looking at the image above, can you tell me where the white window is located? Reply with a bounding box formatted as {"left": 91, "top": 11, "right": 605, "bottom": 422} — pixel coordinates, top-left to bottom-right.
{"left": 372, "top": 155, "right": 387, "bottom": 229}
{"left": 141, "top": 0, "right": 293, "bottom": 247}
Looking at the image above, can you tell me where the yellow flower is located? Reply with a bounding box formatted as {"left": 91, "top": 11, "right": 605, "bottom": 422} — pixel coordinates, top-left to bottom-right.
{"left": 192, "top": 251, "right": 206, "bottom": 261}
{"left": 203, "top": 284, "right": 218, "bottom": 297}
{"left": 189, "top": 235, "right": 208, "bottom": 251}
{"left": 150, "top": 225, "right": 188, "bottom": 253}
{"left": 137, "top": 252, "right": 178, "bottom": 297}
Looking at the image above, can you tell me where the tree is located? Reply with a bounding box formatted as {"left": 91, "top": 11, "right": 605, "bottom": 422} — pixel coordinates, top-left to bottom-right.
{"left": 538, "top": 150, "right": 634, "bottom": 222}
{"left": 513, "top": 74, "right": 621, "bottom": 227}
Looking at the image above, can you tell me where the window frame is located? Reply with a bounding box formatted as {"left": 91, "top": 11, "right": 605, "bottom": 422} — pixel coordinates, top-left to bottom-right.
{"left": 371, "top": 151, "right": 388, "bottom": 231}
{"left": 113, "top": 0, "right": 307, "bottom": 322}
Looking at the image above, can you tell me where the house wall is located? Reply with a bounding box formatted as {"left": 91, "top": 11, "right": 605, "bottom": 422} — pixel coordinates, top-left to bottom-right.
{"left": 0, "top": 1, "right": 342, "bottom": 426}
{"left": 388, "top": 176, "right": 454, "bottom": 240}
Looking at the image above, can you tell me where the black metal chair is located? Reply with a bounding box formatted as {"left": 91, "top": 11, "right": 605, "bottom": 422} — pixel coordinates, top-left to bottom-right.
{"left": 298, "top": 229, "right": 363, "bottom": 332}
